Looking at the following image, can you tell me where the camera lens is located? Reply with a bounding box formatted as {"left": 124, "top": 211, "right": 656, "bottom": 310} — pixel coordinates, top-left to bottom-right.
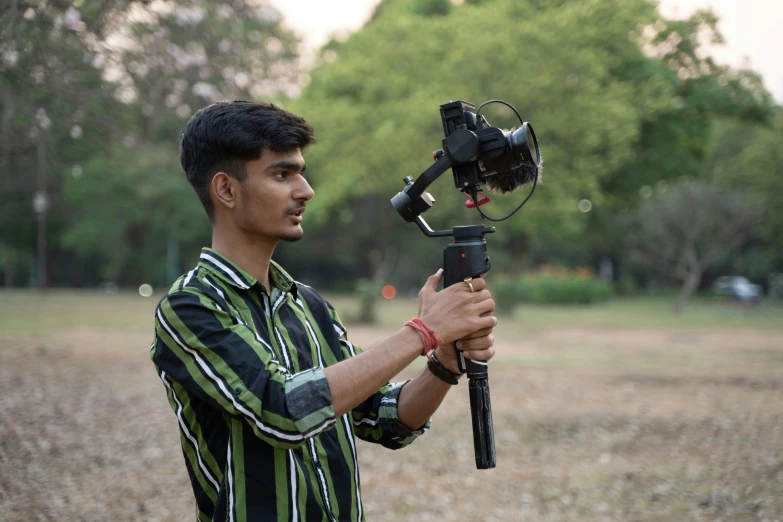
{"left": 510, "top": 123, "right": 540, "bottom": 167}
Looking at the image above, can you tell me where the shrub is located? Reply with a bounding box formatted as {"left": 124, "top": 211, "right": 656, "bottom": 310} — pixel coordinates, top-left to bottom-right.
{"left": 492, "top": 267, "right": 613, "bottom": 312}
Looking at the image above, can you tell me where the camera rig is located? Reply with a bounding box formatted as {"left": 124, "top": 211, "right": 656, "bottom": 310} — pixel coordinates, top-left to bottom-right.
{"left": 391, "top": 100, "right": 541, "bottom": 469}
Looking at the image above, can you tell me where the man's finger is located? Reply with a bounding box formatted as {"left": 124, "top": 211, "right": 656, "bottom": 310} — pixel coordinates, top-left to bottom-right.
{"left": 462, "top": 345, "right": 496, "bottom": 361}
{"left": 457, "top": 334, "right": 494, "bottom": 351}
{"left": 469, "top": 289, "right": 492, "bottom": 304}
{"left": 468, "top": 277, "right": 487, "bottom": 293}
{"left": 420, "top": 268, "right": 443, "bottom": 297}
{"left": 475, "top": 298, "right": 496, "bottom": 316}
{"left": 461, "top": 326, "right": 494, "bottom": 339}
{"left": 479, "top": 315, "right": 498, "bottom": 329}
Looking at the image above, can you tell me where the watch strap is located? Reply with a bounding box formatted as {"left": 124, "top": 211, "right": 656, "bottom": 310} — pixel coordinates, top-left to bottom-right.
{"left": 426, "top": 352, "right": 463, "bottom": 385}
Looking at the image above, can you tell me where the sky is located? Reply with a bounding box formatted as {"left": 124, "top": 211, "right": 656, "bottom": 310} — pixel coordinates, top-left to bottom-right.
{"left": 269, "top": 0, "right": 783, "bottom": 102}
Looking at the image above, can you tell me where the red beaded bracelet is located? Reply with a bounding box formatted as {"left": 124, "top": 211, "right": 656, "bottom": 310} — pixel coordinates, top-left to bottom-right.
{"left": 405, "top": 317, "right": 442, "bottom": 356}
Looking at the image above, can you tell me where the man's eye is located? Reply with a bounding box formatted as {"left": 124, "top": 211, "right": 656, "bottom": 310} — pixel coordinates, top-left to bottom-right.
{"left": 274, "top": 171, "right": 287, "bottom": 179}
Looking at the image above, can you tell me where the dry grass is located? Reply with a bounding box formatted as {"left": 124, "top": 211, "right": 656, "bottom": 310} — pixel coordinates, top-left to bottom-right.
{"left": 1, "top": 290, "right": 782, "bottom": 521}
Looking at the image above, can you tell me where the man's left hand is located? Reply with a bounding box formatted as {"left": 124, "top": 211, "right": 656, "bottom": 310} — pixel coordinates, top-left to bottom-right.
{"left": 435, "top": 326, "right": 496, "bottom": 375}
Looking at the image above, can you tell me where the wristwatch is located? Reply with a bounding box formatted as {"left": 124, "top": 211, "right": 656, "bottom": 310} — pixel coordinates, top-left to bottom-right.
{"left": 426, "top": 351, "right": 463, "bottom": 385}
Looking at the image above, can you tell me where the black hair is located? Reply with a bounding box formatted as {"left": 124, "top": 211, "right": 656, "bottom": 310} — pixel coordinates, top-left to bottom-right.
{"left": 179, "top": 100, "right": 316, "bottom": 221}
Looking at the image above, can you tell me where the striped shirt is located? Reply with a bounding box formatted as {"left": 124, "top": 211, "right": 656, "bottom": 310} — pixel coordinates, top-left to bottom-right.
{"left": 151, "top": 248, "right": 429, "bottom": 522}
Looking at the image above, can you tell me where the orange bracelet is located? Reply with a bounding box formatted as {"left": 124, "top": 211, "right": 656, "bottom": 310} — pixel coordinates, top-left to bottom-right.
{"left": 405, "top": 317, "right": 441, "bottom": 356}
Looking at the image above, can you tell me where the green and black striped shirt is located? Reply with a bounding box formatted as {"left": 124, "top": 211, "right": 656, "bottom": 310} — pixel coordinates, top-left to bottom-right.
{"left": 151, "top": 248, "right": 429, "bottom": 522}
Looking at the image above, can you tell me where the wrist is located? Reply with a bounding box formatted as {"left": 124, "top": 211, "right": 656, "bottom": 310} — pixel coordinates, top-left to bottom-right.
{"left": 427, "top": 351, "right": 463, "bottom": 385}
{"left": 433, "top": 346, "right": 461, "bottom": 374}
{"left": 399, "top": 325, "right": 426, "bottom": 357}
{"left": 404, "top": 317, "right": 441, "bottom": 356}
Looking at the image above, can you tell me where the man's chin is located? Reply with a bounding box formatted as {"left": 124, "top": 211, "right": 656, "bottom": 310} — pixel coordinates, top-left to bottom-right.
{"left": 279, "top": 229, "right": 304, "bottom": 243}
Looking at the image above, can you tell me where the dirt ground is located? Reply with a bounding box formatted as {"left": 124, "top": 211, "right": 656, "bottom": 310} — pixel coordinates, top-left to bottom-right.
{"left": 1, "top": 310, "right": 783, "bottom": 521}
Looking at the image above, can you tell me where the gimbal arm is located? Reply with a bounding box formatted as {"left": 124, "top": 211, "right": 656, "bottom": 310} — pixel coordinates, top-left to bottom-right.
{"left": 390, "top": 154, "right": 451, "bottom": 223}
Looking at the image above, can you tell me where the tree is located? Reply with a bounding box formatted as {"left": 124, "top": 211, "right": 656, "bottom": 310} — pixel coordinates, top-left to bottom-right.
{"left": 58, "top": 0, "right": 304, "bottom": 286}
{"left": 706, "top": 110, "right": 783, "bottom": 274}
{"left": 289, "top": 0, "right": 774, "bottom": 287}
{"left": 624, "top": 180, "right": 762, "bottom": 313}
{"left": 1, "top": 0, "right": 306, "bottom": 287}
{"left": 582, "top": 9, "right": 774, "bottom": 281}
{"left": 95, "top": 0, "right": 301, "bottom": 144}
{"left": 0, "top": 0, "right": 129, "bottom": 287}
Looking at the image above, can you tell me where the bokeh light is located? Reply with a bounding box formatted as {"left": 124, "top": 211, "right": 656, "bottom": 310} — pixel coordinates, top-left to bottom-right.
{"left": 578, "top": 199, "right": 592, "bottom": 213}
{"left": 138, "top": 284, "right": 153, "bottom": 297}
{"left": 381, "top": 284, "right": 396, "bottom": 299}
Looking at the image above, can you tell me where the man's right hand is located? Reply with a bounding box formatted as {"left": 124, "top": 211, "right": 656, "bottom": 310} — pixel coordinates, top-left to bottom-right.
{"left": 417, "top": 269, "right": 497, "bottom": 344}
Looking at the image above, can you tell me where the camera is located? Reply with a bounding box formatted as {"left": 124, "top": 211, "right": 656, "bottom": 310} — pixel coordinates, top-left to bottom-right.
{"left": 392, "top": 100, "right": 541, "bottom": 224}
{"left": 439, "top": 100, "right": 540, "bottom": 194}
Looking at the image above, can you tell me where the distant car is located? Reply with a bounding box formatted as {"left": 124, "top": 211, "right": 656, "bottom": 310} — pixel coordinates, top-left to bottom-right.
{"left": 712, "top": 276, "right": 763, "bottom": 302}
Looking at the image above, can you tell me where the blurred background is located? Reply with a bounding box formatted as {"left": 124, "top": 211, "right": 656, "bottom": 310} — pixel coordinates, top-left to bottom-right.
{"left": 1, "top": 0, "right": 782, "bottom": 520}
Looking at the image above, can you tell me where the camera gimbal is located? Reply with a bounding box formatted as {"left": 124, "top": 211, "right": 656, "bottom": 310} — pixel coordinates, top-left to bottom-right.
{"left": 391, "top": 100, "right": 541, "bottom": 469}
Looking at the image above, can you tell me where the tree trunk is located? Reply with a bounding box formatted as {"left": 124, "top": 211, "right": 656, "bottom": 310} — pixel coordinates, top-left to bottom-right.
{"left": 2, "top": 245, "right": 13, "bottom": 287}
{"left": 674, "top": 270, "right": 701, "bottom": 314}
{"left": 36, "top": 128, "right": 48, "bottom": 290}
{"left": 1, "top": 85, "right": 13, "bottom": 287}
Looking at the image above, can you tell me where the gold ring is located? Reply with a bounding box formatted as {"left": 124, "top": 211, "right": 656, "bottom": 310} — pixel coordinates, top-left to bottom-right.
{"left": 464, "top": 277, "right": 474, "bottom": 293}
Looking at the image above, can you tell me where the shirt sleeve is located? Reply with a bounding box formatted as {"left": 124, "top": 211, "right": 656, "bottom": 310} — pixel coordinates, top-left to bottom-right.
{"left": 327, "top": 303, "right": 431, "bottom": 450}
{"left": 152, "top": 289, "right": 336, "bottom": 450}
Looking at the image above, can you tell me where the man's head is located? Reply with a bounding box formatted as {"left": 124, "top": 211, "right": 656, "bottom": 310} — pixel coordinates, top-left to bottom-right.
{"left": 180, "top": 101, "right": 316, "bottom": 242}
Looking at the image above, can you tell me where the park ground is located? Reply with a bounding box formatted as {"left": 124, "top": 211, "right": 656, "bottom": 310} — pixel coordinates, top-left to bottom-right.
{"left": 0, "top": 289, "right": 782, "bottom": 521}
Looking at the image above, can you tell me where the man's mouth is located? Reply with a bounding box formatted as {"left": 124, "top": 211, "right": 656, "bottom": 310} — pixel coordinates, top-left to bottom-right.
{"left": 291, "top": 207, "right": 305, "bottom": 217}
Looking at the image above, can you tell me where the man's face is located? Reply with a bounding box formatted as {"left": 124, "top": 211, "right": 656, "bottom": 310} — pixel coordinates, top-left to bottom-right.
{"left": 233, "top": 148, "right": 314, "bottom": 243}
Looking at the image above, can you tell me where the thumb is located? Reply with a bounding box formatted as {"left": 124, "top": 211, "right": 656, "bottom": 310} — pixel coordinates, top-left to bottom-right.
{"left": 422, "top": 268, "right": 443, "bottom": 295}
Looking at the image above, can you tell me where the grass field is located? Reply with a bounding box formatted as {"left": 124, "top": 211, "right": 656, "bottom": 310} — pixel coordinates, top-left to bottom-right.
{"left": 1, "top": 289, "right": 782, "bottom": 521}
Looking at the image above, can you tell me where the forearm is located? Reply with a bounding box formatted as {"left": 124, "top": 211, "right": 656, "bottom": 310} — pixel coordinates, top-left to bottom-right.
{"left": 396, "top": 360, "right": 452, "bottom": 430}
{"left": 323, "top": 327, "right": 423, "bottom": 418}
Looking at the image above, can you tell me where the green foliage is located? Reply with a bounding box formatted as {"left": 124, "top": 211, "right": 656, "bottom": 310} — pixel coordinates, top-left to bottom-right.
{"left": 412, "top": 0, "right": 452, "bottom": 16}
{"left": 707, "top": 110, "right": 783, "bottom": 270}
{"left": 0, "top": 0, "right": 303, "bottom": 286}
{"left": 600, "top": 9, "right": 774, "bottom": 211}
{"left": 292, "top": 0, "right": 774, "bottom": 284}
{"left": 353, "top": 278, "right": 378, "bottom": 323}
{"left": 494, "top": 268, "right": 613, "bottom": 311}
{"left": 295, "top": 0, "right": 666, "bottom": 233}
{"left": 62, "top": 143, "right": 208, "bottom": 284}
{"left": 0, "top": 0, "right": 778, "bottom": 291}
{"left": 616, "top": 274, "right": 640, "bottom": 296}
{"left": 0, "top": 1, "right": 126, "bottom": 259}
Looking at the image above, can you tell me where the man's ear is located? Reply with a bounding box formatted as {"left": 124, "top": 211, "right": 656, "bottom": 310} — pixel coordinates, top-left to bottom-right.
{"left": 211, "top": 172, "right": 237, "bottom": 211}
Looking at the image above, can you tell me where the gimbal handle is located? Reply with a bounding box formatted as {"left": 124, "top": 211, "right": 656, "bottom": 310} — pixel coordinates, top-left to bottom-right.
{"left": 442, "top": 225, "right": 496, "bottom": 470}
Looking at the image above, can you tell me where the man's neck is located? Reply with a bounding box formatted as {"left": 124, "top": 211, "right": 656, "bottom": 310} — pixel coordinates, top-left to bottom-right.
{"left": 211, "top": 229, "right": 277, "bottom": 294}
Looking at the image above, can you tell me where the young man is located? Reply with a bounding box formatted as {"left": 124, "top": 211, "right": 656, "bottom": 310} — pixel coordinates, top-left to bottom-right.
{"left": 151, "top": 101, "right": 497, "bottom": 522}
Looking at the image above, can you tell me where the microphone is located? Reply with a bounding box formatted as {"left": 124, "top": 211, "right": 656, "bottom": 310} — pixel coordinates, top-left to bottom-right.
{"left": 483, "top": 162, "right": 542, "bottom": 194}
{"left": 481, "top": 123, "right": 542, "bottom": 194}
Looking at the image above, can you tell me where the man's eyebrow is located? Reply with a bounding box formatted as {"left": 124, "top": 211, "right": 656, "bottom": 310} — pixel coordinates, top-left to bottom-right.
{"left": 265, "top": 160, "right": 306, "bottom": 172}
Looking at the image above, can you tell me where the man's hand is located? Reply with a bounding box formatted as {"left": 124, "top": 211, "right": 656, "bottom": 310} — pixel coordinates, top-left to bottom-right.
{"left": 417, "top": 269, "right": 497, "bottom": 345}
{"left": 435, "top": 328, "right": 496, "bottom": 374}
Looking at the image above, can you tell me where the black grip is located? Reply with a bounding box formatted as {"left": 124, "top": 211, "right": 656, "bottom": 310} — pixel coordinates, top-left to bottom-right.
{"left": 469, "top": 378, "right": 496, "bottom": 469}
{"left": 442, "top": 235, "right": 496, "bottom": 469}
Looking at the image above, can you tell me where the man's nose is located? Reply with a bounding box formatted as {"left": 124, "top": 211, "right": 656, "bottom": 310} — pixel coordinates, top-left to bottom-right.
{"left": 294, "top": 175, "right": 315, "bottom": 201}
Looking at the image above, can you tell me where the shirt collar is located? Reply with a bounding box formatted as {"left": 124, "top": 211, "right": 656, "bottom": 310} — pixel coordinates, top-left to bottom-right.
{"left": 198, "top": 247, "right": 297, "bottom": 298}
